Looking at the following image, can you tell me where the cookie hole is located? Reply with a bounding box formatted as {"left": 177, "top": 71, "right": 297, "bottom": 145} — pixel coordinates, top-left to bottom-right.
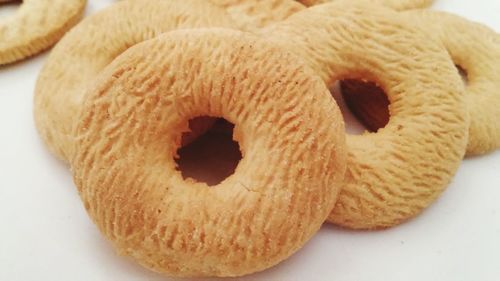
{"left": 332, "top": 79, "right": 390, "bottom": 134}
{"left": 329, "top": 82, "right": 366, "bottom": 135}
{"left": 0, "top": 0, "right": 21, "bottom": 18}
{"left": 455, "top": 65, "right": 469, "bottom": 85}
{"left": 175, "top": 118, "right": 242, "bottom": 186}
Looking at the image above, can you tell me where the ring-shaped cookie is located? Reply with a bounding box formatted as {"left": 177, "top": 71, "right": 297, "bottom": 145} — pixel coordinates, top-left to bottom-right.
{"left": 210, "top": 0, "right": 305, "bottom": 31}
{"left": 262, "top": 1, "right": 469, "bottom": 229}
{"left": 403, "top": 11, "right": 500, "bottom": 155}
{"left": 0, "top": 0, "right": 86, "bottom": 65}
{"left": 295, "top": 0, "right": 433, "bottom": 10}
{"left": 34, "top": 0, "right": 234, "bottom": 162}
{"left": 72, "top": 28, "right": 347, "bottom": 277}
{"left": 344, "top": 10, "right": 500, "bottom": 156}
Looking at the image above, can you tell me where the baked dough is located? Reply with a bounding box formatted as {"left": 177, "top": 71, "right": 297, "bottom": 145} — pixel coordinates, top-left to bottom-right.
{"left": 210, "top": 0, "right": 305, "bottom": 31}
{"left": 0, "top": 0, "right": 86, "bottom": 65}
{"left": 72, "top": 28, "right": 347, "bottom": 277}
{"left": 295, "top": 0, "right": 433, "bottom": 10}
{"left": 343, "top": 10, "right": 500, "bottom": 155}
{"left": 261, "top": 1, "right": 469, "bottom": 229}
{"left": 34, "top": 0, "right": 234, "bottom": 162}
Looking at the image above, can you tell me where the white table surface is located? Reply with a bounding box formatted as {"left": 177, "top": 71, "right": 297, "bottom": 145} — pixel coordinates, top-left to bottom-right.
{"left": 1, "top": 1, "right": 499, "bottom": 280}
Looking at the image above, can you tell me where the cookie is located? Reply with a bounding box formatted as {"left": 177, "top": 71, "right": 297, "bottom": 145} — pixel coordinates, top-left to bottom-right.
{"left": 0, "top": 0, "right": 86, "bottom": 65}
{"left": 34, "top": 0, "right": 234, "bottom": 162}
{"left": 210, "top": 0, "right": 305, "bottom": 31}
{"left": 343, "top": 10, "right": 500, "bottom": 155}
{"left": 72, "top": 28, "right": 347, "bottom": 277}
{"left": 261, "top": 1, "right": 469, "bottom": 229}
{"left": 295, "top": 0, "right": 433, "bottom": 10}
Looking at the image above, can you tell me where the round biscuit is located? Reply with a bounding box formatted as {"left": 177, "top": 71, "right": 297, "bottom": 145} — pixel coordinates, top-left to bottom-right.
{"left": 261, "top": 1, "right": 469, "bottom": 229}
{"left": 72, "top": 28, "right": 347, "bottom": 277}
{"left": 343, "top": 10, "right": 500, "bottom": 156}
{"left": 0, "top": 0, "right": 86, "bottom": 65}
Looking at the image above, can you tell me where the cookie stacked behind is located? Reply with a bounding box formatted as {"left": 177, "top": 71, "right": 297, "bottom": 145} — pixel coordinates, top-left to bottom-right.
{"left": 0, "top": 0, "right": 86, "bottom": 65}
{"left": 295, "top": 0, "right": 434, "bottom": 10}
{"left": 341, "top": 10, "right": 500, "bottom": 156}
{"left": 260, "top": 0, "right": 469, "bottom": 229}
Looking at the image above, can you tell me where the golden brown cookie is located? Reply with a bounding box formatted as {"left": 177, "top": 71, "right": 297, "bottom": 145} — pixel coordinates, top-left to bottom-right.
{"left": 343, "top": 10, "right": 500, "bottom": 156}
{"left": 210, "top": 0, "right": 305, "bottom": 31}
{"left": 261, "top": 1, "right": 469, "bottom": 229}
{"left": 295, "top": 0, "right": 433, "bottom": 10}
{"left": 72, "top": 28, "right": 347, "bottom": 277}
{"left": 34, "top": 0, "right": 234, "bottom": 163}
{"left": 0, "top": 0, "right": 86, "bottom": 65}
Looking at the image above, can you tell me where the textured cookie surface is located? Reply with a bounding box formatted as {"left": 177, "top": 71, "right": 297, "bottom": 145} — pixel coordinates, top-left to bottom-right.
{"left": 408, "top": 11, "right": 499, "bottom": 155}
{"left": 344, "top": 11, "right": 500, "bottom": 156}
{"left": 34, "top": 0, "right": 234, "bottom": 163}
{"left": 261, "top": 1, "right": 469, "bottom": 229}
{"left": 0, "top": 0, "right": 86, "bottom": 65}
{"left": 295, "top": 0, "right": 433, "bottom": 10}
{"left": 72, "top": 28, "right": 346, "bottom": 277}
{"left": 210, "top": 0, "right": 305, "bottom": 31}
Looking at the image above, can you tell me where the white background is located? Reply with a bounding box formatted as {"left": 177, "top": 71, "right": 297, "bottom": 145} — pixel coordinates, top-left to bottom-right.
{"left": 1, "top": 1, "right": 499, "bottom": 280}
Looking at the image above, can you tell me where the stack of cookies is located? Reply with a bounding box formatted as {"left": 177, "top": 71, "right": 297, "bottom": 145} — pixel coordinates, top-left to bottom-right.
{"left": 1, "top": 0, "right": 498, "bottom": 278}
